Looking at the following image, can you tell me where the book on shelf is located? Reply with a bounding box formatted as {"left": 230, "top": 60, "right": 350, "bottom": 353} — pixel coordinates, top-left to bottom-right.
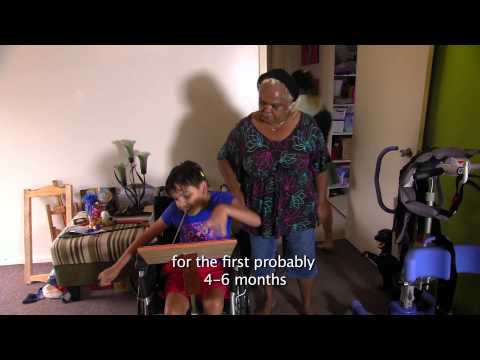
{"left": 333, "top": 107, "right": 346, "bottom": 121}
{"left": 341, "top": 138, "right": 353, "bottom": 160}
{"left": 331, "top": 120, "right": 345, "bottom": 134}
{"left": 334, "top": 97, "right": 355, "bottom": 105}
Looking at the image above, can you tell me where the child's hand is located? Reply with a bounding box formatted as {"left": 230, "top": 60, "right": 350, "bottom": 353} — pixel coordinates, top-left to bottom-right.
{"left": 204, "top": 204, "right": 229, "bottom": 238}
{"left": 98, "top": 265, "right": 121, "bottom": 287}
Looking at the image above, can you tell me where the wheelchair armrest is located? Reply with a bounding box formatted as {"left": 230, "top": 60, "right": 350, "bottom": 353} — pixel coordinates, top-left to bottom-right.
{"left": 455, "top": 244, "right": 480, "bottom": 274}
{"left": 135, "top": 253, "right": 149, "bottom": 272}
{"left": 135, "top": 251, "right": 166, "bottom": 300}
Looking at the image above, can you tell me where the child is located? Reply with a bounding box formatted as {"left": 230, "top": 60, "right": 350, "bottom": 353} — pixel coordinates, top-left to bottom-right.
{"left": 98, "top": 160, "right": 261, "bottom": 315}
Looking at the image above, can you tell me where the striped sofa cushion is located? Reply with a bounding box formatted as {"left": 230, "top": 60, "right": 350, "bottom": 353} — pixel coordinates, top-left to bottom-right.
{"left": 51, "top": 214, "right": 146, "bottom": 266}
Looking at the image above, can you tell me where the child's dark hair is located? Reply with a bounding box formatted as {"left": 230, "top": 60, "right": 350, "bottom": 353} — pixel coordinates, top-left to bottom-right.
{"left": 165, "top": 160, "right": 207, "bottom": 195}
{"left": 292, "top": 70, "right": 316, "bottom": 94}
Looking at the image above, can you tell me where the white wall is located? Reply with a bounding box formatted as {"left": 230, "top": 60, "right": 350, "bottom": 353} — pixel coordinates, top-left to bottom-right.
{"left": 269, "top": 45, "right": 301, "bottom": 73}
{"left": 0, "top": 45, "right": 261, "bottom": 265}
{"left": 345, "top": 45, "right": 433, "bottom": 254}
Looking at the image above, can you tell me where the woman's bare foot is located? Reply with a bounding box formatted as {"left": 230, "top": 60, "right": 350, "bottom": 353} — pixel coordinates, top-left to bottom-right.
{"left": 318, "top": 241, "right": 334, "bottom": 251}
{"left": 301, "top": 304, "right": 314, "bottom": 315}
{"left": 255, "top": 298, "right": 276, "bottom": 315}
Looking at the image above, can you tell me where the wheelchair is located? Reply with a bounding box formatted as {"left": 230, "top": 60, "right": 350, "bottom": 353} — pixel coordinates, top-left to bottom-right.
{"left": 353, "top": 146, "right": 480, "bottom": 315}
{"left": 135, "top": 191, "right": 252, "bottom": 315}
{"left": 352, "top": 243, "right": 480, "bottom": 315}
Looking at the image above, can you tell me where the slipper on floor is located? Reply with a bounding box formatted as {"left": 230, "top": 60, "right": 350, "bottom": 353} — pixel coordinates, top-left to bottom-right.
{"left": 22, "top": 287, "right": 45, "bottom": 304}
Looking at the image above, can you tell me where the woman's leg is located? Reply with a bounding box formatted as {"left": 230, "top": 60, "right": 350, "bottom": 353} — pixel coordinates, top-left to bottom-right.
{"left": 249, "top": 233, "right": 277, "bottom": 314}
{"left": 317, "top": 187, "right": 334, "bottom": 251}
{"left": 202, "top": 288, "right": 225, "bottom": 315}
{"left": 258, "top": 285, "right": 275, "bottom": 315}
{"left": 297, "top": 278, "right": 314, "bottom": 314}
{"left": 284, "top": 228, "right": 318, "bottom": 314}
{"left": 164, "top": 292, "right": 190, "bottom": 315}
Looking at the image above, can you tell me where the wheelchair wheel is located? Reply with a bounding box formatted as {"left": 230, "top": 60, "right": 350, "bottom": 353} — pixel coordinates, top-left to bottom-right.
{"left": 233, "top": 282, "right": 250, "bottom": 315}
{"left": 135, "top": 255, "right": 163, "bottom": 315}
{"left": 228, "top": 231, "right": 251, "bottom": 315}
{"left": 137, "top": 293, "right": 156, "bottom": 315}
{"left": 228, "top": 263, "right": 250, "bottom": 315}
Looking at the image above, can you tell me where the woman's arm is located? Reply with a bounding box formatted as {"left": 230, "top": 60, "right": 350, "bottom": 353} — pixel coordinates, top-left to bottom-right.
{"left": 218, "top": 159, "right": 245, "bottom": 206}
{"left": 315, "top": 171, "right": 333, "bottom": 243}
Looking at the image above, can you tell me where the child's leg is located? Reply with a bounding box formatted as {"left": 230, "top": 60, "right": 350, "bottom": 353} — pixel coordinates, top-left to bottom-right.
{"left": 202, "top": 288, "right": 225, "bottom": 315}
{"left": 164, "top": 292, "right": 189, "bottom": 315}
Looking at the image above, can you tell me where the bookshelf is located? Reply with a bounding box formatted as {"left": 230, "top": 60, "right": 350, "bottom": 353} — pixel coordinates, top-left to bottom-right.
{"left": 327, "top": 45, "right": 357, "bottom": 216}
{"left": 328, "top": 192, "right": 348, "bottom": 217}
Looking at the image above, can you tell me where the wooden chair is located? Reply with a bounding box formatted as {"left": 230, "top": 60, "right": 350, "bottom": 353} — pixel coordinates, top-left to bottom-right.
{"left": 45, "top": 180, "right": 81, "bottom": 241}
{"left": 24, "top": 181, "right": 74, "bottom": 284}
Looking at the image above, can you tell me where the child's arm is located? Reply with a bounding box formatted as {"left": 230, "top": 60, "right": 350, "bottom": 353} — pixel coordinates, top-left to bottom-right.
{"left": 226, "top": 198, "right": 261, "bottom": 227}
{"left": 205, "top": 198, "right": 261, "bottom": 237}
{"left": 97, "top": 218, "right": 168, "bottom": 286}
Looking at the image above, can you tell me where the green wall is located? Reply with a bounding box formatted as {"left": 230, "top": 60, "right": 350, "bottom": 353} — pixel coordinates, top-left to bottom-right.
{"left": 423, "top": 45, "right": 480, "bottom": 314}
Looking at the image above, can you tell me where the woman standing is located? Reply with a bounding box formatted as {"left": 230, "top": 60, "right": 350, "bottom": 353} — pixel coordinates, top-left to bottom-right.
{"left": 217, "top": 69, "right": 332, "bottom": 314}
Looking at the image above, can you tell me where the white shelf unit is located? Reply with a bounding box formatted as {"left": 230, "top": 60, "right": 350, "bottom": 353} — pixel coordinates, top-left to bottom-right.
{"left": 328, "top": 184, "right": 349, "bottom": 190}
{"left": 331, "top": 132, "right": 353, "bottom": 136}
{"left": 328, "top": 193, "right": 348, "bottom": 217}
{"left": 332, "top": 160, "right": 351, "bottom": 164}
{"left": 328, "top": 45, "right": 357, "bottom": 203}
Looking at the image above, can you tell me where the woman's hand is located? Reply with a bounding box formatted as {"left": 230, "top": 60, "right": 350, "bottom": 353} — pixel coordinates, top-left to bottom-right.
{"left": 227, "top": 183, "right": 245, "bottom": 207}
{"left": 232, "top": 188, "right": 246, "bottom": 207}
{"left": 204, "top": 204, "right": 229, "bottom": 238}
{"left": 98, "top": 265, "right": 121, "bottom": 287}
{"left": 316, "top": 200, "right": 333, "bottom": 249}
